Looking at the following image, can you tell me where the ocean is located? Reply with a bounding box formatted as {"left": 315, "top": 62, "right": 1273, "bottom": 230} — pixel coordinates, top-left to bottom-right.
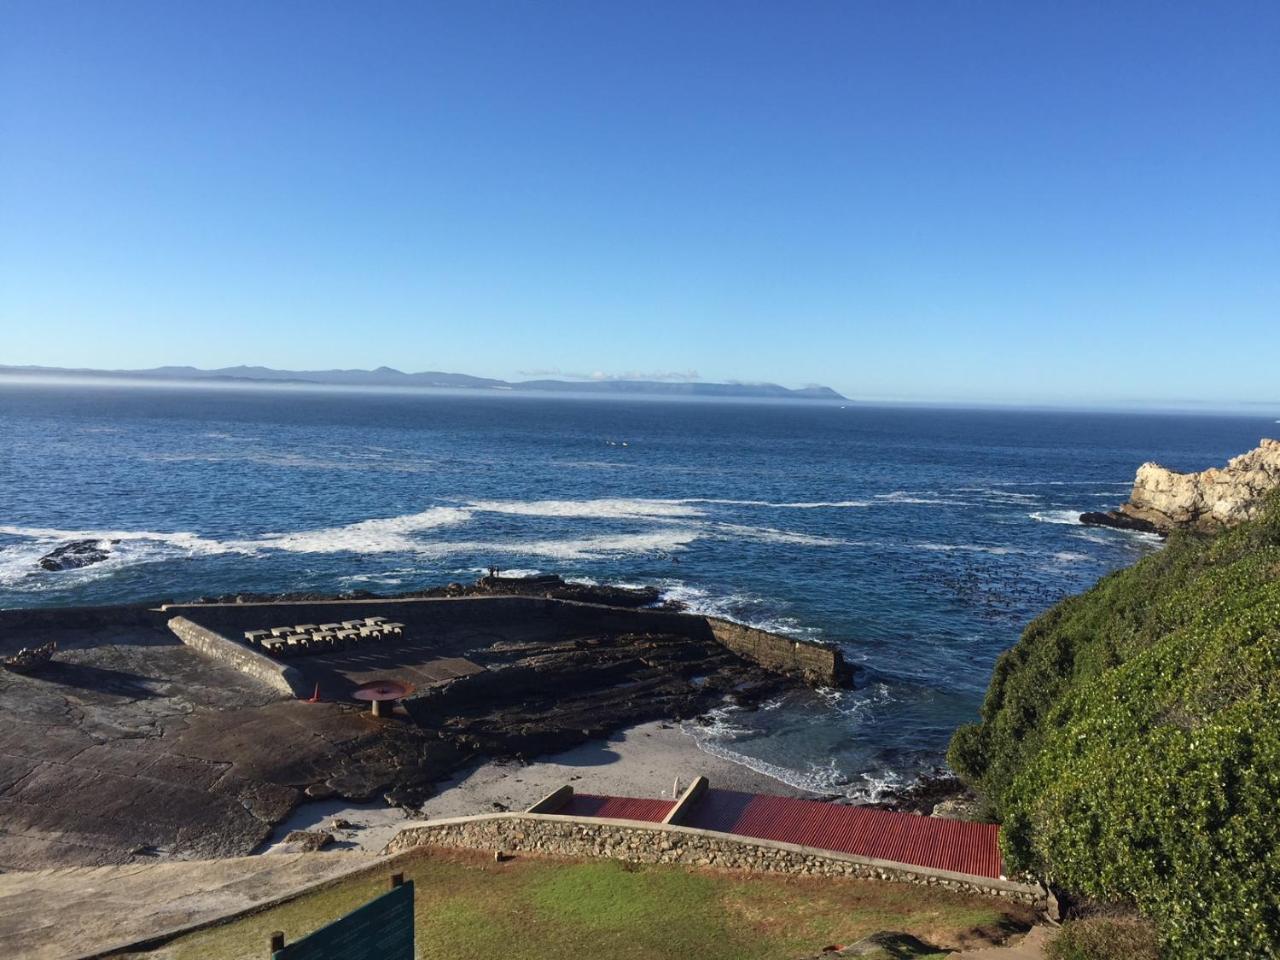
{"left": 1, "top": 381, "right": 1271, "bottom": 799}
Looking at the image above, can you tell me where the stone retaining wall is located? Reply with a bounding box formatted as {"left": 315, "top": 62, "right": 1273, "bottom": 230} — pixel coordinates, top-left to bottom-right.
{"left": 385, "top": 813, "right": 1043, "bottom": 904}
{"left": 167, "top": 616, "right": 305, "bottom": 697}
{"left": 704, "top": 616, "right": 849, "bottom": 686}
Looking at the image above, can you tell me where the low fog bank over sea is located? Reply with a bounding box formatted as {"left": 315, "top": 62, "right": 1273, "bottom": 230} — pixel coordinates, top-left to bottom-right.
{"left": 0, "top": 383, "right": 1269, "bottom": 799}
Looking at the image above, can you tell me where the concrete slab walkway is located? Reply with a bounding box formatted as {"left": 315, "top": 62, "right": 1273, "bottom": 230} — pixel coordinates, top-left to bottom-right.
{"left": 0, "top": 851, "right": 378, "bottom": 960}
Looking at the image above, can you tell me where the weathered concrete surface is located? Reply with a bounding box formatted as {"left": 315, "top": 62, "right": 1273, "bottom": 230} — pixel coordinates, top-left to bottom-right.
{"left": 0, "top": 851, "right": 377, "bottom": 960}
{"left": 0, "top": 621, "right": 466, "bottom": 870}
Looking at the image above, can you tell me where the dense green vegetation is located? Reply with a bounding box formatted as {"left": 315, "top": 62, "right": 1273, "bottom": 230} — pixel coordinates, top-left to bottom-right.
{"left": 949, "top": 491, "right": 1280, "bottom": 957}
{"left": 149, "top": 850, "right": 1024, "bottom": 959}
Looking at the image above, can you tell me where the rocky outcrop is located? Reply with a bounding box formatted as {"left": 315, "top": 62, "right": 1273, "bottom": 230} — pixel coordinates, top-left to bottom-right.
{"left": 37, "top": 539, "right": 117, "bottom": 571}
{"left": 1081, "top": 438, "right": 1280, "bottom": 535}
{"left": 1078, "top": 510, "right": 1160, "bottom": 535}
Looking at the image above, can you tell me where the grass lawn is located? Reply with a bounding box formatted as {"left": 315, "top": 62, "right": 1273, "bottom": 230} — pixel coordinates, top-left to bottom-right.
{"left": 138, "top": 849, "right": 1033, "bottom": 960}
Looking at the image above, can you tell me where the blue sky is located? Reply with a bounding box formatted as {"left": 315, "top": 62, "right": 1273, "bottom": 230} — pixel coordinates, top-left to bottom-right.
{"left": 1, "top": 1, "right": 1277, "bottom": 408}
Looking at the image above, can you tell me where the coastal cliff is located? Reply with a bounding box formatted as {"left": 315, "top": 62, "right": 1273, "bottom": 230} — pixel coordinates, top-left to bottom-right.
{"left": 1081, "top": 437, "right": 1280, "bottom": 534}
{"left": 951, "top": 489, "right": 1280, "bottom": 956}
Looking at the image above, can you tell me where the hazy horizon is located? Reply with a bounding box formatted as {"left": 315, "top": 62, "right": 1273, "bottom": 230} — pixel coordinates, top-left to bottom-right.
{"left": 3, "top": 366, "right": 1278, "bottom": 418}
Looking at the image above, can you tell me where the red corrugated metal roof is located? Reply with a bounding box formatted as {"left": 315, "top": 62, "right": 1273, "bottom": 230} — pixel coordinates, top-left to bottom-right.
{"left": 682, "top": 789, "right": 1005, "bottom": 879}
{"left": 566, "top": 787, "right": 1005, "bottom": 879}
{"left": 560, "top": 793, "right": 675, "bottom": 823}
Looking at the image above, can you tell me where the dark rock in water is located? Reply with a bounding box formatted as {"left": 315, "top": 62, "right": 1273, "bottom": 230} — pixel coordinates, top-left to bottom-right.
{"left": 429, "top": 573, "right": 662, "bottom": 608}
{"left": 1079, "top": 510, "right": 1161, "bottom": 535}
{"left": 37, "top": 539, "right": 117, "bottom": 571}
{"left": 870, "top": 769, "right": 978, "bottom": 817}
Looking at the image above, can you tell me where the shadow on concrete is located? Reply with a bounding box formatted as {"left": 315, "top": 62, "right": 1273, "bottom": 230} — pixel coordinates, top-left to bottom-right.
{"left": 36, "top": 661, "right": 161, "bottom": 698}
{"left": 552, "top": 743, "right": 623, "bottom": 767}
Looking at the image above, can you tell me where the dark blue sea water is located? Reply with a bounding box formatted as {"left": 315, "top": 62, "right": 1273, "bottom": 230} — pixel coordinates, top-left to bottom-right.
{"left": 1, "top": 382, "right": 1272, "bottom": 797}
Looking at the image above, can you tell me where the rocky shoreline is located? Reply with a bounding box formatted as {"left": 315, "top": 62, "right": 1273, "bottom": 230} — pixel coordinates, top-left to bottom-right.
{"left": 1080, "top": 437, "right": 1279, "bottom": 536}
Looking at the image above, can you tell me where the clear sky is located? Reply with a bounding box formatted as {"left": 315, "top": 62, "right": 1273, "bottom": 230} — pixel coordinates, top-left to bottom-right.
{"left": 1, "top": 1, "right": 1277, "bottom": 408}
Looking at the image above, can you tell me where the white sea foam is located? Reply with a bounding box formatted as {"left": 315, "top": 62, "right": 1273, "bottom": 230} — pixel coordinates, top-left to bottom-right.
{"left": 991, "top": 480, "right": 1131, "bottom": 487}
{"left": 144, "top": 450, "right": 442, "bottom": 473}
{"left": 0, "top": 534, "right": 235, "bottom": 589}
{"left": 246, "top": 506, "right": 474, "bottom": 554}
{"left": 467, "top": 498, "right": 704, "bottom": 520}
{"left": 1069, "top": 529, "right": 1111, "bottom": 545}
{"left": 710, "top": 522, "right": 846, "bottom": 547}
{"left": 1051, "top": 551, "right": 1092, "bottom": 564}
{"left": 913, "top": 542, "right": 1029, "bottom": 555}
{"left": 681, "top": 709, "right": 852, "bottom": 796}
{"left": 673, "top": 498, "right": 874, "bottom": 509}
{"left": 657, "top": 581, "right": 821, "bottom": 638}
{"left": 816, "top": 683, "right": 896, "bottom": 721}
{"left": 874, "top": 491, "right": 954, "bottom": 505}
{"left": 1029, "top": 509, "right": 1085, "bottom": 525}
{"left": 337, "top": 573, "right": 405, "bottom": 587}
{"left": 0, "top": 524, "right": 239, "bottom": 555}
{"left": 0, "top": 490, "right": 869, "bottom": 590}
{"left": 960, "top": 488, "right": 1041, "bottom": 504}
{"left": 467, "top": 566, "right": 543, "bottom": 579}
{"left": 444, "top": 529, "right": 702, "bottom": 561}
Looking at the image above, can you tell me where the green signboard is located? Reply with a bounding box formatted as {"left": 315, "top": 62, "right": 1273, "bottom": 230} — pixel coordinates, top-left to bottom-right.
{"left": 273, "top": 880, "right": 414, "bottom": 960}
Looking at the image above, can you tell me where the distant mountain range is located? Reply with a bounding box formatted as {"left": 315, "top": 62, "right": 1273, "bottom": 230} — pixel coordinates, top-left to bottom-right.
{"left": 0, "top": 364, "right": 847, "bottom": 401}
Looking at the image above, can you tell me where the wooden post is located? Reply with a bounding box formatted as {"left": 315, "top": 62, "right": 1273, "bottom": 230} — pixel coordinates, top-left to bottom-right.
{"left": 391, "top": 872, "right": 404, "bottom": 888}
{"left": 269, "top": 931, "right": 285, "bottom": 955}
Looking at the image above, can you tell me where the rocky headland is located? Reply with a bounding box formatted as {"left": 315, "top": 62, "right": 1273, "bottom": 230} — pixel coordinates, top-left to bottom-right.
{"left": 1081, "top": 437, "right": 1280, "bottom": 535}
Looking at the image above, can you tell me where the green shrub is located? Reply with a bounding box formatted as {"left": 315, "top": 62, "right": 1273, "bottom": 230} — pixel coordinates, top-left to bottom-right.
{"left": 1046, "top": 916, "right": 1162, "bottom": 960}
{"left": 949, "top": 490, "right": 1280, "bottom": 957}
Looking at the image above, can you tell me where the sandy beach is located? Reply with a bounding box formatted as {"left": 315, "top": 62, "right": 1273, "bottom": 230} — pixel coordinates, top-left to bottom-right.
{"left": 264, "top": 720, "right": 812, "bottom": 854}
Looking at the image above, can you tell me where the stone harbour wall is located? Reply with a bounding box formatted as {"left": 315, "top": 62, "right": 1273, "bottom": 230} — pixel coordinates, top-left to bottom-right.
{"left": 705, "top": 616, "right": 850, "bottom": 687}
{"left": 385, "top": 813, "right": 1044, "bottom": 904}
{"left": 167, "top": 615, "right": 305, "bottom": 697}
{"left": 165, "top": 595, "right": 851, "bottom": 688}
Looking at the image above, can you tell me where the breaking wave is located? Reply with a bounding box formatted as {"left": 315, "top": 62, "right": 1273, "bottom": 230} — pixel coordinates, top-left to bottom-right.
{"left": 657, "top": 581, "right": 821, "bottom": 638}
{"left": 913, "top": 542, "right": 1030, "bottom": 555}
{"left": 1029, "top": 509, "right": 1085, "bottom": 525}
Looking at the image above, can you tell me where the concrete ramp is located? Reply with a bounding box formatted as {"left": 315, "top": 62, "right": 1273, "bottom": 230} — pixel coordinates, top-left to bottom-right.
{"left": 0, "top": 852, "right": 378, "bottom": 960}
